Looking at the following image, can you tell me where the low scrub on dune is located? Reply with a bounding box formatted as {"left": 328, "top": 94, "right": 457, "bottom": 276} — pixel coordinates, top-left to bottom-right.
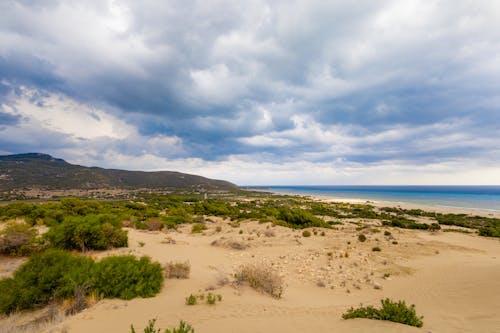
{"left": 234, "top": 262, "right": 284, "bottom": 298}
{"left": 275, "top": 207, "right": 330, "bottom": 229}
{"left": 0, "top": 249, "right": 94, "bottom": 314}
{"left": 0, "top": 221, "right": 42, "bottom": 256}
{"left": 45, "top": 214, "right": 128, "bottom": 251}
{"left": 0, "top": 250, "right": 163, "bottom": 314}
{"left": 382, "top": 217, "right": 436, "bottom": 230}
{"left": 130, "top": 319, "right": 194, "bottom": 333}
{"left": 164, "top": 261, "right": 191, "bottom": 279}
{"left": 191, "top": 223, "right": 207, "bottom": 234}
{"left": 93, "top": 255, "right": 163, "bottom": 299}
{"left": 342, "top": 298, "right": 424, "bottom": 328}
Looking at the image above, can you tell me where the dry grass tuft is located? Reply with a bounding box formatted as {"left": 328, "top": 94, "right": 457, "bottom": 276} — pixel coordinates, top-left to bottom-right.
{"left": 164, "top": 261, "right": 191, "bottom": 279}
{"left": 234, "top": 262, "right": 285, "bottom": 298}
{"left": 211, "top": 237, "right": 249, "bottom": 250}
{"left": 264, "top": 230, "right": 275, "bottom": 237}
{"left": 0, "top": 303, "right": 65, "bottom": 333}
{"left": 144, "top": 218, "right": 163, "bottom": 231}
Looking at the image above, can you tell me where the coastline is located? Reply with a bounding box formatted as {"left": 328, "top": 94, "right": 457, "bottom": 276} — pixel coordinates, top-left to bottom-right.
{"left": 258, "top": 188, "right": 500, "bottom": 218}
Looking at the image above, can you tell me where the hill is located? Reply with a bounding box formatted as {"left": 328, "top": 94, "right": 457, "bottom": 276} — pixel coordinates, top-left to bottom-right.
{"left": 0, "top": 153, "right": 238, "bottom": 192}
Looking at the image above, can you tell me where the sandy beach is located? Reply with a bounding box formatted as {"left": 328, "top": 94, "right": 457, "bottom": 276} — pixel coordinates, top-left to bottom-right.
{"left": 0, "top": 199, "right": 488, "bottom": 333}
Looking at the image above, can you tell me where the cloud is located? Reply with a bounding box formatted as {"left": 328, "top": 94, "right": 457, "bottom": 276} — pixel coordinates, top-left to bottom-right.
{"left": 0, "top": 0, "right": 499, "bottom": 184}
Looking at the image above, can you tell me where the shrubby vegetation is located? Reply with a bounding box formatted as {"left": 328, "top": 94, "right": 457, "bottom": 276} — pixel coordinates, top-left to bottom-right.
{"left": 93, "top": 255, "right": 163, "bottom": 299}
{"left": 382, "top": 217, "right": 440, "bottom": 231}
{"left": 45, "top": 214, "right": 128, "bottom": 251}
{"left": 0, "top": 221, "right": 41, "bottom": 255}
{"left": 164, "top": 261, "right": 191, "bottom": 279}
{"left": 130, "top": 319, "right": 194, "bottom": 333}
{"left": 185, "top": 292, "right": 222, "bottom": 306}
{"left": 235, "top": 262, "right": 284, "bottom": 298}
{"left": 0, "top": 250, "right": 164, "bottom": 314}
{"left": 0, "top": 250, "right": 94, "bottom": 314}
{"left": 275, "top": 207, "right": 330, "bottom": 228}
{"left": 1, "top": 193, "right": 498, "bottom": 243}
{"left": 342, "top": 298, "right": 424, "bottom": 328}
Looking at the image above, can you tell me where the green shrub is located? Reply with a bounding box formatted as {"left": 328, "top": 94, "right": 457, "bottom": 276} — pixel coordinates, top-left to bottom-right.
{"left": 130, "top": 319, "right": 194, "bottom": 333}
{"left": 45, "top": 214, "right": 128, "bottom": 251}
{"left": 342, "top": 298, "right": 423, "bottom": 328}
{"left": 358, "top": 234, "right": 367, "bottom": 242}
{"left": 276, "top": 207, "right": 328, "bottom": 228}
{"left": 382, "top": 217, "right": 431, "bottom": 230}
{"left": 93, "top": 255, "right": 163, "bottom": 300}
{"left": 185, "top": 294, "right": 197, "bottom": 305}
{"left": 0, "top": 250, "right": 165, "bottom": 314}
{"left": 0, "top": 249, "right": 94, "bottom": 314}
{"left": 206, "top": 293, "right": 222, "bottom": 305}
{"left": 0, "top": 221, "right": 40, "bottom": 255}
{"left": 372, "top": 246, "right": 381, "bottom": 252}
{"left": 302, "top": 230, "right": 311, "bottom": 237}
{"left": 191, "top": 223, "right": 207, "bottom": 234}
{"left": 478, "top": 227, "right": 500, "bottom": 237}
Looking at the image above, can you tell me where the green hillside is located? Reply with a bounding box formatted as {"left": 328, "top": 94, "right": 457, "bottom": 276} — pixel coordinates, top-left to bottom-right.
{"left": 0, "top": 153, "right": 237, "bottom": 192}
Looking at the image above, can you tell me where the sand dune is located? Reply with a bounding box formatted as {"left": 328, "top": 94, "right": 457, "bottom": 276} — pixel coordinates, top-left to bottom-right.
{"left": 20, "top": 210, "right": 496, "bottom": 333}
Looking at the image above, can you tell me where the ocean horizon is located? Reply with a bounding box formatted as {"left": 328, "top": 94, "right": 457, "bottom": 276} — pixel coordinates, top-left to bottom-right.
{"left": 252, "top": 185, "right": 500, "bottom": 212}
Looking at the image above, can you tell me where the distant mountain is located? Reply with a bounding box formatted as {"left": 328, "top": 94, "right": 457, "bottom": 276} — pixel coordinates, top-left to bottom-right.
{"left": 0, "top": 153, "right": 238, "bottom": 192}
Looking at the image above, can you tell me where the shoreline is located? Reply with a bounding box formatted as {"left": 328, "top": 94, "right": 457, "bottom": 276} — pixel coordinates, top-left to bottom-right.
{"left": 258, "top": 189, "right": 500, "bottom": 218}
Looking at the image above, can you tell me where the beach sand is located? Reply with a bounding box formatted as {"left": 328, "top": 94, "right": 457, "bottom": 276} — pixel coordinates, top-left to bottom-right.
{"left": 2, "top": 200, "right": 499, "bottom": 333}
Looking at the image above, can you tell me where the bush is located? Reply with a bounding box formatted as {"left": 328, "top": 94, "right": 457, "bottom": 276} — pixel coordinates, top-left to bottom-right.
{"left": 130, "top": 319, "right": 194, "bottom": 333}
{"left": 235, "top": 263, "right": 284, "bottom": 298}
{"left": 0, "top": 221, "right": 39, "bottom": 255}
{"left": 276, "top": 207, "right": 328, "bottom": 228}
{"left": 372, "top": 246, "right": 381, "bottom": 252}
{"left": 191, "top": 223, "right": 207, "bottom": 234}
{"left": 382, "top": 217, "right": 431, "bottom": 230}
{"left": 342, "top": 298, "right": 423, "bottom": 327}
{"left": 358, "top": 234, "right": 367, "bottom": 242}
{"left": 185, "top": 294, "right": 197, "bottom": 305}
{"left": 93, "top": 255, "right": 163, "bottom": 300}
{"left": 206, "top": 292, "right": 222, "bottom": 305}
{"left": 479, "top": 227, "right": 500, "bottom": 237}
{"left": 165, "top": 261, "right": 191, "bottom": 279}
{"left": 0, "top": 249, "right": 94, "bottom": 314}
{"left": 144, "top": 218, "right": 164, "bottom": 231}
{"left": 302, "top": 230, "right": 311, "bottom": 237}
{"left": 0, "top": 250, "right": 165, "bottom": 314}
{"left": 45, "top": 214, "right": 128, "bottom": 251}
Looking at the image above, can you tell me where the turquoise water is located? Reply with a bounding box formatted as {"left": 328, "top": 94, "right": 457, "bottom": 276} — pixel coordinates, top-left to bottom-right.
{"left": 262, "top": 186, "right": 500, "bottom": 211}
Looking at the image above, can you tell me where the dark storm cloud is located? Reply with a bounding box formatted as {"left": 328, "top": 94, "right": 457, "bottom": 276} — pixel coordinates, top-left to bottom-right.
{"left": 1, "top": 0, "right": 500, "bottom": 183}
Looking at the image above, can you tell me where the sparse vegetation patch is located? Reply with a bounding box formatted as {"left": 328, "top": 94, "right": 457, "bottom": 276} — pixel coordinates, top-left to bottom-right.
{"left": 235, "top": 263, "right": 284, "bottom": 298}
{"left": 165, "top": 261, "right": 191, "bottom": 279}
{"left": 130, "top": 319, "right": 194, "bottom": 333}
{"left": 342, "top": 298, "right": 424, "bottom": 328}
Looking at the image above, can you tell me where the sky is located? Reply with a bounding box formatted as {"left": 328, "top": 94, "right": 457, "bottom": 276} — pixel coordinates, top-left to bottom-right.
{"left": 1, "top": 0, "right": 500, "bottom": 185}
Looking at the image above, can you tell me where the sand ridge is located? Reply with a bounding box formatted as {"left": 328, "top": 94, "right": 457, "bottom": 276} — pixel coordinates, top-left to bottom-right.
{"left": 13, "top": 212, "right": 494, "bottom": 333}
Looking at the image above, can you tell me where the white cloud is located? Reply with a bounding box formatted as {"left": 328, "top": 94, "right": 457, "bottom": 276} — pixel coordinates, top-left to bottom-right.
{"left": 3, "top": 86, "right": 134, "bottom": 140}
{"left": 0, "top": 85, "right": 185, "bottom": 158}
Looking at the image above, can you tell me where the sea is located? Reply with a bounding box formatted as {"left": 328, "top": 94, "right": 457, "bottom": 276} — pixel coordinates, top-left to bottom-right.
{"left": 258, "top": 186, "right": 500, "bottom": 212}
